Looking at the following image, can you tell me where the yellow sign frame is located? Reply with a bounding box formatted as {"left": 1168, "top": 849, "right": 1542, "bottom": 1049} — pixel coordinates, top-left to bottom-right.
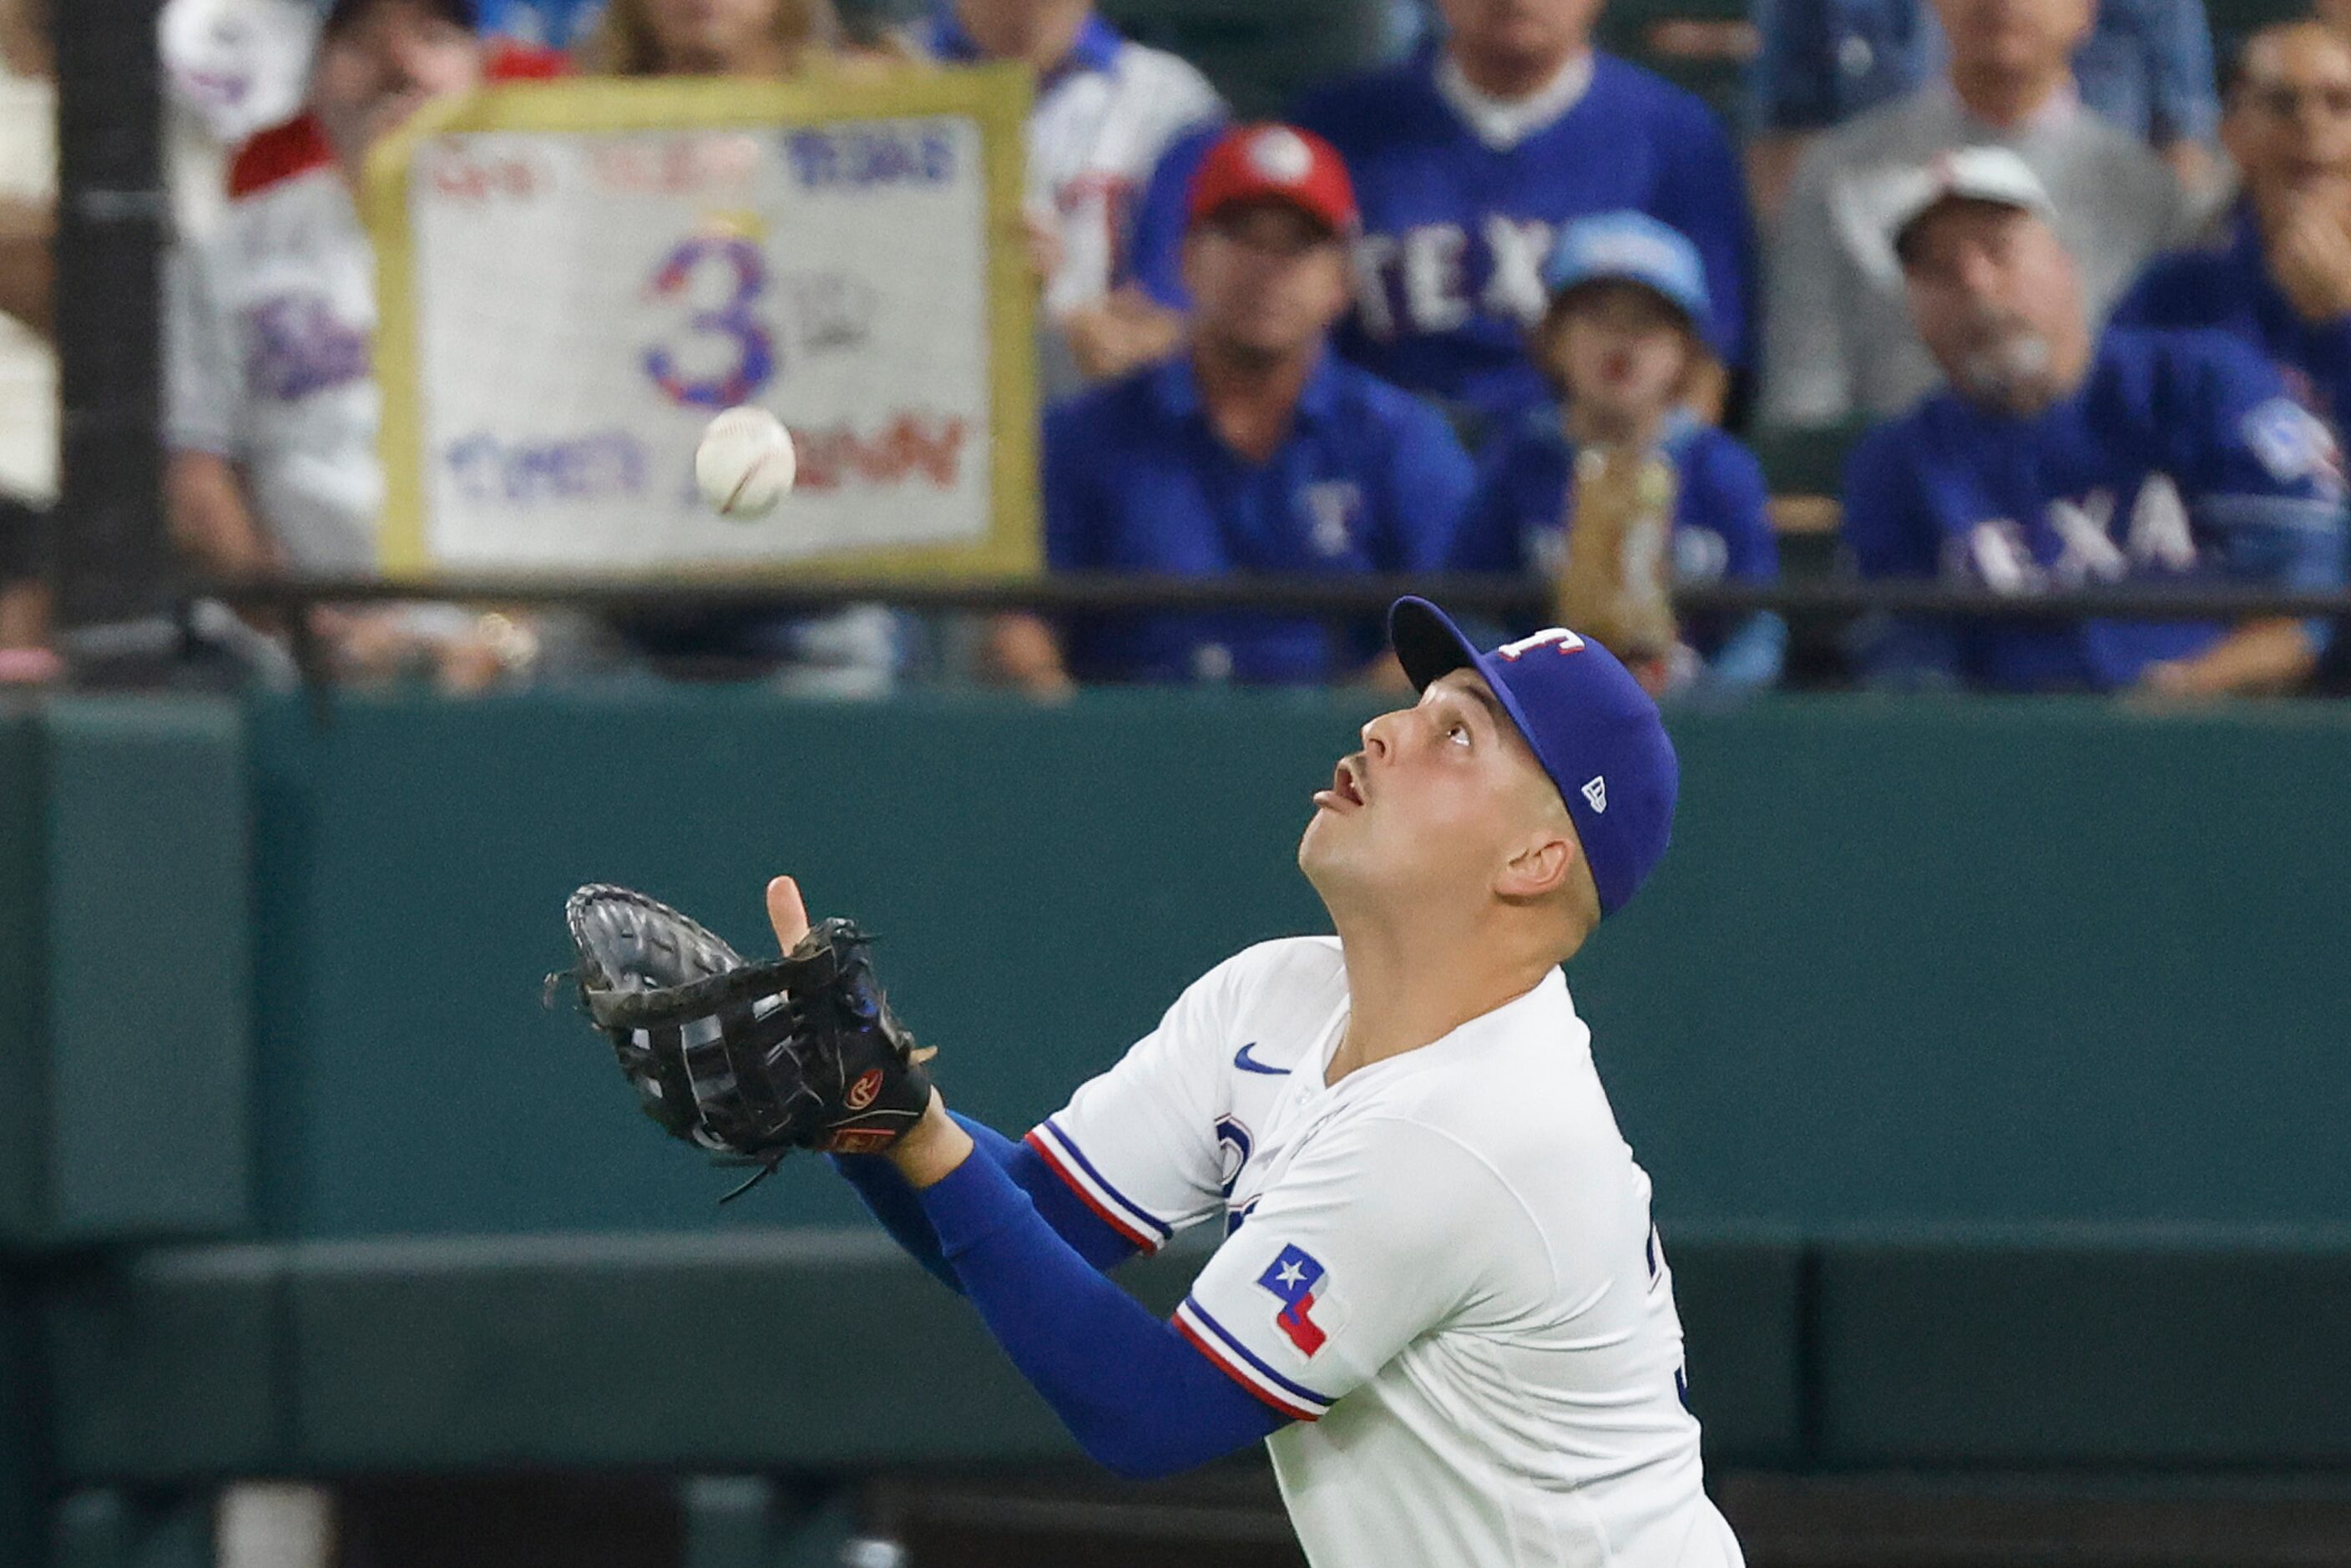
{"left": 361, "top": 66, "right": 1039, "bottom": 583}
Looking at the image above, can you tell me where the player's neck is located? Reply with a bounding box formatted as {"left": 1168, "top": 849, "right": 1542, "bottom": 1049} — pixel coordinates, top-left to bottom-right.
{"left": 1325, "top": 918, "right": 1559, "bottom": 1087}
{"left": 955, "top": 0, "right": 1094, "bottom": 74}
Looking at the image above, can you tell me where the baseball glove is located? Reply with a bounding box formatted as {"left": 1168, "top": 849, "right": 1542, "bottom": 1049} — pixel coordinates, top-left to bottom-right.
{"left": 552, "top": 883, "right": 935, "bottom": 1198}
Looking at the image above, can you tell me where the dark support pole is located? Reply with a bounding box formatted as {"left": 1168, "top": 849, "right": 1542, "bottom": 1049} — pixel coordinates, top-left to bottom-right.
{"left": 0, "top": 1267, "right": 44, "bottom": 1568}
{"left": 52, "top": 0, "right": 170, "bottom": 626}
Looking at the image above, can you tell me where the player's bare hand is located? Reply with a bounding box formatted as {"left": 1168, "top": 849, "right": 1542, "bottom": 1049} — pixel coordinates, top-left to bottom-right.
{"left": 766, "top": 874, "right": 811, "bottom": 953}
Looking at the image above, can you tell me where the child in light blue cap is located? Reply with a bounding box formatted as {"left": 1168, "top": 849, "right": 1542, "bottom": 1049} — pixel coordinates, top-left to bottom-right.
{"left": 1453, "top": 211, "right": 1785, "bottom": 695}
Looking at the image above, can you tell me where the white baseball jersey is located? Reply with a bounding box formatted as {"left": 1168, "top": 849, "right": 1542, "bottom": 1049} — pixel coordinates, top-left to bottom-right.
{"left": 1029, "top": 936, "right": 1743, "bottom": 1568}
{"left": 167, "top": 116, "right": 382, "bottom": 573}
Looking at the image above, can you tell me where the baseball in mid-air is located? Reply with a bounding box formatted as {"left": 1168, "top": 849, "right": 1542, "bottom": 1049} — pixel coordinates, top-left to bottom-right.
{"left": 695, "top": 406, "right": 796, "bottom": 518}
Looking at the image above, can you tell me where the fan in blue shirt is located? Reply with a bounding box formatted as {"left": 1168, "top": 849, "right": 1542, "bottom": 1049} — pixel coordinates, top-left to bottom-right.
{"left": 1264, "top": 3, "right": 1753, "bottom": 433}
{"left": 990, "top": 125, "right": 1474, "bottom": 691}
{"left": 1846, "top": 149, "right": 2345, "bottom": 695}
{"left": 2111, "top": 23, "right": 2351, "bottom": 435}
{"left": 1454, "top": 213, "right": 1783, "bottom": 693}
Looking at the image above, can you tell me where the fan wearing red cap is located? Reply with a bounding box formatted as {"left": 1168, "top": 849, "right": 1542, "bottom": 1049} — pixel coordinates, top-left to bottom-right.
{"left": 988, "top": 124, "right": 1475, "bottom": 693}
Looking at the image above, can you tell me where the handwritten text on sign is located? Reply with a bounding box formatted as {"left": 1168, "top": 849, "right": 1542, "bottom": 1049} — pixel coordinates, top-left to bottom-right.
{"left": 406, "top": 114, "right": 998, "bottom": 571}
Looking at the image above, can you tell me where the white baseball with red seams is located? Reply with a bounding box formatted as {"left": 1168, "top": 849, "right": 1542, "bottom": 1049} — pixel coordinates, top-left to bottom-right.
{"left": 695, "top": 406, "right": 797, "bottom": 518}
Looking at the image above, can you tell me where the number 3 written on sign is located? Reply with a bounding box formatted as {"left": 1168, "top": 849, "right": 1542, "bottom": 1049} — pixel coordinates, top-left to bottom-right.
{"left": 641, "top": 234, "right": 777, "bottom": 409}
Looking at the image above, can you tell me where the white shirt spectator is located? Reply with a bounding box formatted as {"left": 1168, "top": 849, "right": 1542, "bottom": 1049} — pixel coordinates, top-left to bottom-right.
{"left": 918, "top": 8, "right": 1222, "bottom": 391}
{"left": 167, "top": 115, "right": 382, "bottom": 571}
{"left": 159, "top": 0, "right": 319, "bottom": 245}
{"left": 0, "top": 52, "right": 53, "bottom": 505}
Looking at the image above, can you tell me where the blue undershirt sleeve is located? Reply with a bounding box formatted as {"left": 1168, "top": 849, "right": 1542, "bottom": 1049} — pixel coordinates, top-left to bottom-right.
{"left": 915, "top": 1148, "right": 1290, "bottom": 1479}
{"left": 832, "top": 1113, "right": 1140, "bottom": 1292}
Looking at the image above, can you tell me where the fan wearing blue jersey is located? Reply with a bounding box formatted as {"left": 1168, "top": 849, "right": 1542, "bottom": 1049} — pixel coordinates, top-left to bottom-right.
{"left": 1845, "top": 149, "right": 2348, "bottom": 695}
{"left": 1457, "top": 212, "right": 1782, "bottom": 694}
{"left": 2112, "top": 23, "right": 2351, "bottom": 436}
{"left": 1281, "top": 0, "right": 1754, "bottom": 433}
{"left": 990, "top": 124, "right": 1474, "bottom": 691}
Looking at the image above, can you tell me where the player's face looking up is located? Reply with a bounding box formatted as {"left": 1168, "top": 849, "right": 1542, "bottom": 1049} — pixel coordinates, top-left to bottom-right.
{"left": 311, "top": 0, "right": 483, "bottom": 175}
{"left": 1302, "top": 670, "right": 1596, "bottom": 953}
{"left": 1901, "top": 201, "right": 2088, "bottom": 417}
{"left": 2226, "top": 25, "right": 2351, "bottom": 234}
{"left": 1182, "top": 202, "right": 1352, "bottom": 370}
{"left": 1538, "top": 282, "right": 1696, "bottom": 439}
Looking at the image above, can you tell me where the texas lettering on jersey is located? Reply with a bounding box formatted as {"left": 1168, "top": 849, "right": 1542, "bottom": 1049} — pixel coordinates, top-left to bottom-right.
{"left": 1352, "top": 215, "right": 1556, "bottom": 341}
{"left": 1950, "top": 475, "right": 2199, "bottom": 593}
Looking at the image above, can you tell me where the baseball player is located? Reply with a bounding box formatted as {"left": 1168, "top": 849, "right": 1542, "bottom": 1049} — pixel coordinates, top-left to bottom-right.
{"left": 798, "top": 596, "right": 1743, "bottom": 1566}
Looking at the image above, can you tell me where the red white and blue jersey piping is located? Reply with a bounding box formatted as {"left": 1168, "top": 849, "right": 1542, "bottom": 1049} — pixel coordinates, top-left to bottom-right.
{"left": 1024, "top": 1119, "right": 1175, "bottom": 1254}
{"left": 1172, "top": 1296, "right": 1335, "bottom": 1421}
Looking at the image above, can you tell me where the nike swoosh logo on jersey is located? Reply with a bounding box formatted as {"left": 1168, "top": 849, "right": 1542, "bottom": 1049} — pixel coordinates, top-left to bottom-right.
{"left": 1233, "top": 1042, "right": 1290, "bottom": 1075}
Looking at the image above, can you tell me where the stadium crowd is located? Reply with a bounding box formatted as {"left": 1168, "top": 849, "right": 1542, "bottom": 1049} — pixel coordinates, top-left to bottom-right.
{"left": 1, "top": 0, "right": 2348, "bottom": 695}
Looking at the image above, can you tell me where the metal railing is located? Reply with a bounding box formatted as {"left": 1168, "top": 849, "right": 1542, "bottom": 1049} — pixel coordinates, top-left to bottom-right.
{"left": 195, "top": 572, "right": 2351, "bottom": 624}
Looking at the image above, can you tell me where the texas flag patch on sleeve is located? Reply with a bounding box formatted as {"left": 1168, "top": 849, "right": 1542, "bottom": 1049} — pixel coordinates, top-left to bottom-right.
{"left": 1172, "top": 1240, "right": 1347, "bottom": 1420}
{"left": 1258, "top": 1243, "right": 1332, "bottom": 1355}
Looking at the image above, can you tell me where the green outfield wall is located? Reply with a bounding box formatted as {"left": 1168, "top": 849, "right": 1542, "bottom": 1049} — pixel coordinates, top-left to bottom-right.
{"left": 230, "top": 687, "right": 2351, "bottom": 1241}
{"left": 5, "top": 687, "right": 2351, "bottom": 1511}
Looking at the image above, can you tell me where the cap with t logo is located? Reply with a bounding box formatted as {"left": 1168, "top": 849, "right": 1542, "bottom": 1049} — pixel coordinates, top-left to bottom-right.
{"left": 1388, "top": 596, "right": 1679, "bottom": 918}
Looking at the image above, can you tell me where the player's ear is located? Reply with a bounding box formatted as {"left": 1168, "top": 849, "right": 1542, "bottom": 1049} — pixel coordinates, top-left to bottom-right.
{"left": 1494, "top": 826, "right": 1579, "bottom": 903}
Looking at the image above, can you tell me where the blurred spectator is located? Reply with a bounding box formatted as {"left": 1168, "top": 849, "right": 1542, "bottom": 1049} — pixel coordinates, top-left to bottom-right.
{"left": 159, "top": 0, "right": 321, "bottom": 245}
{"left": 1760, "top": 0, "right": 2192, "bottom": 432}
{"left": 2113, "top": 23, "right": 2351, "bottom": 434}
{"left": 1744, "top": 0, "right": 2219, "bottom": 218}
{"left": 165, "top": 0, "right": 562, "bottom": 690}
{"left": 480, "top": 0, "right": 606, "bottom": 50}
{"left": 1843, "top": 149, "right": 2346, "bottom": 696}
{"left": 914, "top": 0, "right": 1224, "bottom": 393}
{"left": 1286, "top": 0, "right": 1756, "bottom": 435}
{"left": 579, "top": 0, "right": 837, "bottom": 73}
{"left": 988, "top": 125, "right": 1473, "bottom": 691}
{"left": 584, "top": 0, "right": 913, "bottom": 692}
{"left": 1456, "top": 212, "right": 1782, "bottom": 695}
{"left": 0, "top": 0, "right": 53, "bottom": 683}
{"left": 579, "top": 0, "right": 892, "bottom": 687}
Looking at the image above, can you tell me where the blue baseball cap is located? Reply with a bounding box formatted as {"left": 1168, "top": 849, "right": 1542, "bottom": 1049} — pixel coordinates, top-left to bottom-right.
{"left": 1541, "top": 210, "right": 1711, "bottom": 332}
{"left": 1388, "top": 597, "right": 1678, "bottom": 918}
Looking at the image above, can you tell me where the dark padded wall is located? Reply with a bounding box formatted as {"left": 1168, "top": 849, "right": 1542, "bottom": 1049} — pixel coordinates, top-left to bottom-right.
{"left": 241, "top": 690, "right": 2351, "bottom": 1240}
